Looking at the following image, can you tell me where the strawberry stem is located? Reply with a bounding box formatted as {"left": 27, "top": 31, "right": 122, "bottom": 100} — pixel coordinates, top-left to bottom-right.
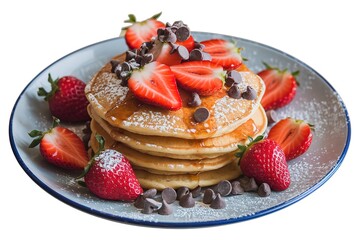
{"left": 28, "top": 117, "right": 60, "bottom": 148}
{"left": 76, "top": 134, "right": 105, "bottom": 180}
{"left": 37, "top": 74, "right": 59, "bottom": 101}
{"left": 122, "top": 12, "right": 162, "bottom": 30}
{"left": 235, "top": 135, "right": 264, "bottom": 159}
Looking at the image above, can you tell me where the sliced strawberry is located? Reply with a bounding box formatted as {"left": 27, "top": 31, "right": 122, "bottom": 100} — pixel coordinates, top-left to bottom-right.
{"left": 128, "top": 61, "right": 182, "bottom": 110}
{"left": 267, "top": 118, "right": 313, "bottom": 161}
{"left": 28, "top": 119, "right": 89, "bottom": 170}
{"left": 177, "top": 35, "right": 195, "bottom": 52}
{"left": 150, "top": 41, "right": 183, "bottom": 66}
{"left": 123, "top": 12, "right": 165, "bottom": 49}
{"left": 170, "top": 61, "right": 225, "bottom": 96}
{"left": 258, "top": 63, "right": 299, "bottom": 111}
{"left": 201, "top": 39, "right": 242, "bottom": 70}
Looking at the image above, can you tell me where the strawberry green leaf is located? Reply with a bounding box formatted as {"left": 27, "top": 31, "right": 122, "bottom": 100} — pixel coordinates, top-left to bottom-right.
{"left": 28, "top": 137, "right": 42, "bottom": 148}
{"left": 28, "top": 130, "right": 43, "bottom": 137}
{"left": 150, "top": 12, "right": 162, "bottom": 20}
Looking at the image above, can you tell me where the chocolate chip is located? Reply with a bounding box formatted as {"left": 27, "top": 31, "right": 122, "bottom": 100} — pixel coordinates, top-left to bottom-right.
{"left": 193, "top": 107, "right": 210, "bottom": 123}
{"left": 225, "top": 70, "right": 242, "bottom": 87}
{"left": 158, "top": 199, "right": 173, "bottom": 215}
{"left": 258, "top": 183, "right": 271, "bottom": 197}
{"left": 126, "top": 50, "right": 137, "bottom": 61}
{"left": 203, "top": 188, "right": 215, "bottom": 204}
{"left": 227, "top": 84, "right": 242, "bottom": 99}
{"left": 176, "top": 186, "right": 190, "bottom": 200}
{"left": 169, "top": 42, "right": 179, "bottom": 54}
{"left": 143, "top": 188, "right": 157, "bottom": 198}
{"left": 194, "top": 41, "right": 205, "bottom": 50}
{"left": 179, "top": 193, "right": 195, "bottom": 208}
{"left": 177, "top": 45, "right": 189, "bottom": 60}
{"left": 110, "top": 60, "right": 120, "bottom": 73}
{"left": 210, "top": 193, "right": 226, "bottom": 209}
{"left": 241, "top": 177, "right": 258, "bottom": 192}
{"left": 215, "top": 180, "right": 232, "bottom": 196}
{"left": 141, "top": 198, "right": 161, "bottom": 214}
{"left": 242, "top": 86, "right": 257, "bottom": 100}
{"left": 161, "top": 187, "right": 177, "bottom": 204}
{"left": 189, "top": 49, "right": 203, "bottom": 61}
{"left": 231, "top": 181, "right": 244, "bottom": 195}
{"left": 134, "top": 195, "right": 145, "bottom": 209}
{"left": 191, "top": 186, "right": 202, "bottom": 198}
{"left": 266, "top": 110, "right": 278, "bottom": 125}
{"left": 172, "top": 20, "right": 184, "bottom": 28}
{"left": 175, "top": 26, "right": 190, "bottom": 41}
{"left": 187, "top": 92, "right": 201, "bottom": 107}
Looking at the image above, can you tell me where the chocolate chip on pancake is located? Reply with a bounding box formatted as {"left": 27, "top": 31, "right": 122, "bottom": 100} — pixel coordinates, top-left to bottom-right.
{"left": 187, "top": 92, "right": 201, "bottom": 107}
{"left": 225, "top": 70, "right": 243, "bottom": 87}
{"left": 194, "top": 107, "right": 210, "bottom": 123}
{"left": 242, "top": 86, "right": 257, "bottom": 100}
{"left": 227, "top": 84, "right": 242, "bottom": 99}
{"left": 110, "top": 60, "right": 120, "bottom": 73}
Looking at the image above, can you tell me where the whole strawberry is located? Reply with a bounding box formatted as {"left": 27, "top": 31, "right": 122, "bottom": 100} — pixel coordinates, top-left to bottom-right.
{"left": 28, "top": 118, "right": 89, "bottom": 169}
{"left": 38, "top": 74, "right": 90, "bottom": 122}
{"left": 237, "top": 136, "right": 291, "bottom": 191}
{"left": 80, "top": 135, "right": 143, "bottom": 201}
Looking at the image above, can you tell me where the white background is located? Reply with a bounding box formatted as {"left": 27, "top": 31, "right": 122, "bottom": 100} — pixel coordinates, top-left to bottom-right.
{"left": 1, "top": 0, "right": 359, "bottom": 239}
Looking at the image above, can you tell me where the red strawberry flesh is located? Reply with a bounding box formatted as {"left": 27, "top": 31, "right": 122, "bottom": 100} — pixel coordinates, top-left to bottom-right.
{"left": 170, "top": 61, "right": 225, "bottom": 96}
{"left": 267, "top": 118, "right": 313, "bottom": 160}
{"left": 39, "top": 126, "right": 89, "bottom": 169}
{"left": 128, "top": 61, "right": 182, "bottom": 110}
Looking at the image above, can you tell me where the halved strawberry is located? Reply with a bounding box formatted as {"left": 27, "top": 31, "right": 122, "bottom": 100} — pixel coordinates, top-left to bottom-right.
{"left": 267, "top": 118, "right": 313, "bottom": 161}
{"left": 258, "top": 63, "right": 299, "bottom": 111}
{"left": 128, "top": 61, "right": 182, "bottom": 110}
{"left": 123, "top": 12, "right": 165, "bottom": 49}
{"left": 178, "top": 35, "right": 195, "bottom": 52}
{"left": 28, "top": 118, "right": 89, "bottom": 169}
{"left": 150, "top": 41, "right": 183, "bottom": 66}
{"left": 201, "top": 39, "right": 242, "bottom": 70}
{"left": 170, "top": 61, "right": 226, "bottom": 96}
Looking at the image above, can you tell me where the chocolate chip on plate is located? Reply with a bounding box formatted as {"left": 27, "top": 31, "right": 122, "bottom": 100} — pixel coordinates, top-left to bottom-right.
{"left": 143, "top": 188, "right": 157, "bottom": 198}
{"left": 241, "top": 177, "right": 258, "bottom": 192}
{"left": 242, "top": 86, "right": 257, "bottom": 100}
{"left": 191, "top": 186, "right": 202, "bottom": 198}
{"left": 141, "top": 198, "right": 161, "bottom": 214}
{"left": 210, "top": 193, "right": 226, "bottom": 209}
{"left": 257, "top": 183, "right": 271, "bottom": 197}
{"left": 231, "top": 181, "right": 244, "bottom": 195}
{"left": 158, "top": 199, "right": 173, "bottom": 215}
{"left": 215, "top": 180, "right": 232, "bottom": 197}
{"left": 177, "top": 186, "right": 190, "bottom": 200}
{"left": 193, "top": 107, "right": 210, "bottom": 123}
{"left": 161, "top": 187, "right": 177, "bottom": 204}
{"left": 179, "top": 193, "right": 195, "bottom": 208}
{"left": 203, "top": 188, "right": 216, "bottom": 204}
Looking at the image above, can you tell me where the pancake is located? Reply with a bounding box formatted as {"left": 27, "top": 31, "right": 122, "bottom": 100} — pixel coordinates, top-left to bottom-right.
{"left": 85, "top": 53, "right": 265, "bottom": 139}
{"left": 90, "top": 120, "right": 238, "bottom": 173}
{"left": 88, "top": 105, "right": 267, "bottom": 159}
{"left": 134, "top": 159, "right": 241, "bottom": 190}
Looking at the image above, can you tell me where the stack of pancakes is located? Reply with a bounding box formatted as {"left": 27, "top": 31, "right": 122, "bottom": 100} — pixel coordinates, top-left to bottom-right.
{"left": 85, "top": 54, "right": 266, "bottom": 190}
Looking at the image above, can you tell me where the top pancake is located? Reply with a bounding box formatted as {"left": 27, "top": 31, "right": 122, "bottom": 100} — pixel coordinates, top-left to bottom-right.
{"left": 85, "top": 53, "right": 265, "bottom": 139}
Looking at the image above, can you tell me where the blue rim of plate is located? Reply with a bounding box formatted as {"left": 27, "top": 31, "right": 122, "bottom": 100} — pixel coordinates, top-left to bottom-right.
{"left": 9, "top": 33, "right": 351, "bottom": 227}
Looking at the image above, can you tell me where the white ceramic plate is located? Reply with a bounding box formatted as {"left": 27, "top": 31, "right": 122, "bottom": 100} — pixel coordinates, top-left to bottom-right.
{"left": 9, "top": 32, "right": 350, "bottom": 227}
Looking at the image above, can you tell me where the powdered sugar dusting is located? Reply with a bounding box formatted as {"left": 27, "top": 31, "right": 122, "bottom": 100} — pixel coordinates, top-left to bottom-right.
{"left": 95, "top": 149, "right": 122, "bottom": 171}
